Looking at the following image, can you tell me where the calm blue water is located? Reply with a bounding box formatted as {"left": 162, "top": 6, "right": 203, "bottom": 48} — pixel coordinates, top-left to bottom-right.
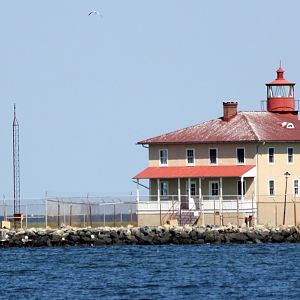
{"left": 0, "top": 244, "right": 300, "bottom": 299}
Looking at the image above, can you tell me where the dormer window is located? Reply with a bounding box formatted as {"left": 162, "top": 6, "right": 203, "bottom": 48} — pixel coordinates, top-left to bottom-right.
{"left": 281, "top": 122, "right": 295, "bottom": 129}
{"left": 186, "top": 149, "right": 195, "bottom": 165}
{"left": 159, "top": 149, "right": 168, "bottom": 166}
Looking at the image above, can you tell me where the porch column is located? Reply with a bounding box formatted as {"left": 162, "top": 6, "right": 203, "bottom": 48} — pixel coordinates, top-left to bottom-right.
{"left": 220, "top": 177, "right": 223, "bottom": 218}
{"left": 199, "top": 177, "right": 204, "bottom": 226}
{"left": 178, "top": 178, "right": 181, "bottom": 208}
{"left": 157, "top": 178, "right": 160, "bottom": 202}
{"left": 136, "top": 179, "right": 140, "bottom": 203}
{"left": 241, "top": 176, "right": 244, "bottom": 202}
{"left": 198, "top": 177, "right": 202, "bottom": 204}
{"left": 188, "top": 177, "right": 191, "bottom": 210}
{"left": 253, "top": 175, "right": 257, "bottom": 226}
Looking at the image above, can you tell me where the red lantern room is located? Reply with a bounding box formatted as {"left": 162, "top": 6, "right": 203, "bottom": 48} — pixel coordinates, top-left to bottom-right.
{"left": 266, "top": 67, "right": 298, "bottom": 119}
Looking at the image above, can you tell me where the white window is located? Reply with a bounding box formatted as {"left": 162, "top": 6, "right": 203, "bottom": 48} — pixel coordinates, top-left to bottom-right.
{"left": 269, "top": 180, "right": 275, "bottom": 196}
{"left": 160, "top": 181, "right": 169, "bottom": 197}
{"left": 237, "top": 180, "right": 246, "bottom": 196}
{"left": 268, "top": 147, "right": 275, "bottom": 164}
{"left": 294, "top": 180, "right": 299, "bottom": 196}
{"left": 209, "top": 181, "right": 219, "bottom": 196}
{"left": 236, "top": 148, "right": 245, "bottom": 164}
{"left": 190, "top": 182, "right": 196, "bottom": 196}
{"left": 209, "top": 148, "right": 217, "bottom": 165}
{"left": 287, "top": 147, "right": 294, "bottom": 164}
{"left": 186, "top": 149, "right": 195, "bottom": 165}
{"left": 159, "top": 149, "right": 168, "bottom": 166}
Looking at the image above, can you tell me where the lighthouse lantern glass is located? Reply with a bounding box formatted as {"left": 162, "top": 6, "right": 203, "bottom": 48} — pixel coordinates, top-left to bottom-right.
{"left": 268, "top": 85, "right": 294, "bottom": 98}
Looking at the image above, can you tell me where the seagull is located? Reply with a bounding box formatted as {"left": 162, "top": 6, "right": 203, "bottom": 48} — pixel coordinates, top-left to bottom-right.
{"left": 88, "top": 10, "right": 102, "bottom": 17}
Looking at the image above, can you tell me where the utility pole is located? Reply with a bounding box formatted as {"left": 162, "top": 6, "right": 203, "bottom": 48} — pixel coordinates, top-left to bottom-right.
{"left": 283, "top": 171, "right": 290, "bottom": 225}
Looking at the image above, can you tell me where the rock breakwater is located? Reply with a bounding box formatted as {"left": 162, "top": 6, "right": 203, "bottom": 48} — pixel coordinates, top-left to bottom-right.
{"left": 1, "top": 225, "right": 300, "bottom": 247}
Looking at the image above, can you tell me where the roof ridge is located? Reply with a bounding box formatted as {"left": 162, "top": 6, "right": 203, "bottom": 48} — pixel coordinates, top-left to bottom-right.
{"left": 240, "top": 113, "right": 260, "bottom": 141}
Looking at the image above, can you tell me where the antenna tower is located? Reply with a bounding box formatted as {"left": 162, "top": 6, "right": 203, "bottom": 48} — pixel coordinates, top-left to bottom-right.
{"left": 13, "top": 104, "right": 21, "bottom": 215}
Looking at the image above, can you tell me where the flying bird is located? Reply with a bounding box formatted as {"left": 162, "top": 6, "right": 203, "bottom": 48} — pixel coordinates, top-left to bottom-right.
{"left": 88, "top": 10, "right": 102, "bottom": 17}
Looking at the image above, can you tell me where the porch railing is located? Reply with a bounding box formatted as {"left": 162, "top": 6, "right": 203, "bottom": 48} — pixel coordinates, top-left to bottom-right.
{"left": 137, "top": 194, "right": 257, "bottom": 226}
{"left": 138, "top": 194, "right": 256, "bottom": 213}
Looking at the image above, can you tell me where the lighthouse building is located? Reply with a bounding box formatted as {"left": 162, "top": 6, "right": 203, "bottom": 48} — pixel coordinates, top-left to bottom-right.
{"left": 134, "top": 67, "right": 300, "bottom": 227}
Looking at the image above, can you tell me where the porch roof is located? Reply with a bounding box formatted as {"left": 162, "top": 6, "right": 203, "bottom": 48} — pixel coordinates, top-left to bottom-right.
{"left": 133, "top": 165, "right": 255, "bottom": 179}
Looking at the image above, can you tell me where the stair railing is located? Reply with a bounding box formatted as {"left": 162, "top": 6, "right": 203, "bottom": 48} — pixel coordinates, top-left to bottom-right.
{"left": 178, "top": 200, "right": 197, "bottom": 226}
{"left": 160, "top": 195, "right": 179, "bottom": 225}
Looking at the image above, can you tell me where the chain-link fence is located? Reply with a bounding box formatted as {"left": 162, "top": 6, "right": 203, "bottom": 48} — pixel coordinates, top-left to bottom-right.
{"left": 1, "top": 194, "right": 299, "bottom": 228}
{"left": 0, "top": 196, "right": 138, "bottom": 229}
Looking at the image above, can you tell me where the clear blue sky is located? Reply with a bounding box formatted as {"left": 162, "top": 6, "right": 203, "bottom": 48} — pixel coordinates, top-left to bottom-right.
{"left": 0, "top": 1, "right": 300, "bottom": 199}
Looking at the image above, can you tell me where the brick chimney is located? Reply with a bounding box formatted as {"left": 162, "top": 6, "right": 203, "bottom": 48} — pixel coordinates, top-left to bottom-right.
{"left": 223, "top": 102, "right": 238, "bottom": 121}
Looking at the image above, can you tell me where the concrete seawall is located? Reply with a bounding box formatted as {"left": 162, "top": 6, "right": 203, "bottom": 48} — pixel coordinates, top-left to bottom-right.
{"left": 1, "top": 225, "right": 300, "bottom": 247}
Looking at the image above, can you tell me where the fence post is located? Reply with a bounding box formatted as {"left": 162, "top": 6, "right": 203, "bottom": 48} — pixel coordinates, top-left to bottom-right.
{"left": 63, "top": 202, "right": 66, "bottom": 225}
{"left": 160, "top": 202, "right": 162, "bottom": 226}
{"left": 25, "top": 205, "right": 28, "bottom": 229}
{"left": 275, "top": 202, "right": 277, "bottom": 227}
{"left": 103, "top": 204, "right": 106, "bottom": 226}
{"left": 3, "top": 194, "right": 7, "bottom": 222}
{"left": 251, "top": 192, "right": 254, "bottom": 225}
{"left": 45, "top": 192, "right": 48, "bottom": 228}
{"left": 89, "top": 203, "right": 92, "bottom": 227}
{"left": 57, "top": 200, "right": 60, "bottom": 228}
{"left": 201, "top": 196, "right": 204, "bottom": 227}
{"left": 130, "top": 205, "right": 133, "bottom": 225}
{"left": 179, "top": 203, "right": 182, "bottom": 226}
{"left": 113, "top": 203, "right": 116, "bottom": 227}
{"left": 172, "top": 195, "right": 174, "bottom": 219}
{"left": 294, "top": 199, "right": 297, "bottom": 226}
{"left": 237, "top": 197, "right": 239, "bottom": 227}
{"left": 69, "top": 204, "right": 72, "bottom": 227}
{"left": 213, "top": 197, "right": 216, "bottom": 226}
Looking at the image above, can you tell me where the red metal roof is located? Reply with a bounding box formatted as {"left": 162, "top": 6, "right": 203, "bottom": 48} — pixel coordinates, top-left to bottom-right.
{"left": 138, "top": 112, "right": 300, "bottom": 144}
{"left": 134, "top": 165, "right": 255, "bottom": 179}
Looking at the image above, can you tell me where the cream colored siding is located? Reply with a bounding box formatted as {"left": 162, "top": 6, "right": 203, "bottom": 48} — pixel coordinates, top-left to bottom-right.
{"left": 256, "top": 142, "right": 300, "bottom": 200}
{"left": 149, "top": 143, "right": 257, "bottom": 167}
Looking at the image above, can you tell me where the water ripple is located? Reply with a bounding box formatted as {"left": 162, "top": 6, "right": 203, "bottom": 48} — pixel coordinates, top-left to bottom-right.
{"left": 0, "top": 244, "right": 300, "bottom": 299}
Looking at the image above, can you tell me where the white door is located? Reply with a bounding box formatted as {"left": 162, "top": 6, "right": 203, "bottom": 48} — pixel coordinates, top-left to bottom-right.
{"left": 186, "top": 181, "right": 197, "bottom": 209}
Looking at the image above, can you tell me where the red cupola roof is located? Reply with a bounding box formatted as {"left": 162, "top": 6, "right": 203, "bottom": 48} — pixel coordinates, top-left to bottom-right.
{"left": 266, "top": 67, "right": 295, "bottom": 86}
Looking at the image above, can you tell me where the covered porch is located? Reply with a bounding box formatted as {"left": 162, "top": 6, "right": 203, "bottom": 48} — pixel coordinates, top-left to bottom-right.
{"left": 134, "top": 165, "right": 257, "bottom": 226}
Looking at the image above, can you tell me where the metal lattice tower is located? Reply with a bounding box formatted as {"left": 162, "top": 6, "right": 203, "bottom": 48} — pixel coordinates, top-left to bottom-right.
{"left": 13, "top": 104, "right": 21, "bottom": 215}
